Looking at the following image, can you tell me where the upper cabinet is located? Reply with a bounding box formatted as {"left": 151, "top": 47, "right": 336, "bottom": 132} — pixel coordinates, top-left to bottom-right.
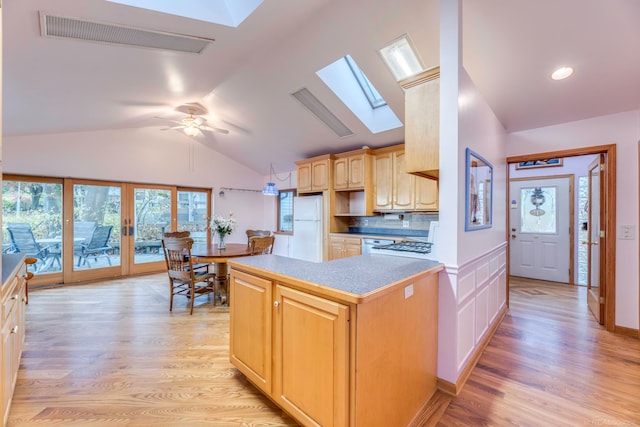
{"left": 332, "top": 149, "right": 374, "bottom": 216}
{"left": 296, "top": 154, "right": 333, "bottom": 193}
{"left": 373, "top": 145, "right": 438, "bottom": 212}
{"left": 333, "top": 150, "right": 372, "bottom": 190}
{"left": 401, "top": 66, "right": 440, "bottom": 180}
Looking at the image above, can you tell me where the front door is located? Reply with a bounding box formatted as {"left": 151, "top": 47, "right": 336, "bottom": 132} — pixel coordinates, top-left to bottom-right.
{"left": 587, "top": 155, "right": 606, "bottom": 324}
{"left": 509, "top": 177, "right": 571, "bottom": 283}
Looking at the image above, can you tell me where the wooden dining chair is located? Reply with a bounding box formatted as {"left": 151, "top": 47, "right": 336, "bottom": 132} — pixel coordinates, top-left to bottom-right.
{"left": 246, "top": 229, "right": 271, "bottom": 245}
{"left": 249, "top": 235, "right": 275, "bottom": 255}
{"left": 163, "top": 231, "right": 208, "bottom": 272}
{"left": 161, "top": 236, "right": 216, "bottom": 314}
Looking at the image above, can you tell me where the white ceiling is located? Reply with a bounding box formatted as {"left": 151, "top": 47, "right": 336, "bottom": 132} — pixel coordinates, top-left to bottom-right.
{"left": 4, "top": 0, "right": 640, "bottom": 175}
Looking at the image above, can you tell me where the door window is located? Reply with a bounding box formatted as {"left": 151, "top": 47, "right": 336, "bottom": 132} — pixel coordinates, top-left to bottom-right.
{"left": 520, "top": 186, "right": 557, "bottom": 234}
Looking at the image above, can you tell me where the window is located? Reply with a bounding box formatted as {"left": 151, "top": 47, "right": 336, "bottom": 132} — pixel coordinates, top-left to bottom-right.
{"left": 277, "top": 189, "right": 296, "bottom": 233}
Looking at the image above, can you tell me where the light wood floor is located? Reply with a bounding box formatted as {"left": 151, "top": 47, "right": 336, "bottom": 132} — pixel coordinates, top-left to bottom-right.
{"left": 8, "top": 275, "right": 640, "bottom": 426}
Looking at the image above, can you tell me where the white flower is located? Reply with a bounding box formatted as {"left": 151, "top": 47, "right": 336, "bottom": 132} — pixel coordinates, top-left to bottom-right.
{"left": 211, "top": 214, "right": 236, "bottom": 236}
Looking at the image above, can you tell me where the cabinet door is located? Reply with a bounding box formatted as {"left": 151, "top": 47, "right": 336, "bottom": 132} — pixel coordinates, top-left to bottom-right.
{"left": 2, "top": 307, "right": 17, "bottom": 425}
{"left": 297, "top": 163, "right": 312, "bottom": 193}
{"left": 374, "top": 152, "right": 393, "bottom": 210}
{"left": 348, "top": 154, "right": 366, "bottom": 189}
{"left": 229, "top": 270, "right": 273, "bottom": 394}
{"left": 274, "top": 285, "right": 349, "bottom": 427}
{"left": 393, "top": 151, "right": 415, "bottom": 210}
{"left": 329, "top": 237, "right": 345, "bottom": 260}
{"left": 311, "top": 159, "right": 329, "bottom": 191}
{"left": 345, "top": 239, "right": 362, "bottom": 257}
{"left": 333, "top": 158, "right": 349, "bottom": 190}
{"left": 415, "top": 177, "right": 439, "bottom": 211}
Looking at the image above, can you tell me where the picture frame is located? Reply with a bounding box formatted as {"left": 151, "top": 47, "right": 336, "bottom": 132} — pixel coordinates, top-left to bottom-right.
{"left": 465, "top": 148, "right": 493, "bottom": 231}
{"left": 515, "top": 158, "right": 563, "bottom": 169}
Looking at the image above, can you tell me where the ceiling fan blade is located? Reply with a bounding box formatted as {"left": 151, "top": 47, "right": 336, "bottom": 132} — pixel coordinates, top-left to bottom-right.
{"left": 193, "top": 117, "right": 206, "bottom": 126}
{"left": 161, "top": 125, "right": 186, "bottom": 131}
{"left": 202, "top": 125, "right": 229, "bottom": 134}
{"left": 154, "top": 116, "right": 185, "bottom": 125}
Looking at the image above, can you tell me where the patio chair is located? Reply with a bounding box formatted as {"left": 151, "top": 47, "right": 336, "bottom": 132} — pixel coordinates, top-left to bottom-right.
{"left": 161, "top": 236, "right": 215, "bottom": 314}
{"left": 6, "top": 223, "right": 61, "bottom": 272}
{"left": 76, "top": 225, "right": 113, "bottom": 267}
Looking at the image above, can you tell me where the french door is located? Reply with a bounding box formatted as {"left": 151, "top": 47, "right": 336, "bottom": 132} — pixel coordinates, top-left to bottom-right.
{"left": 2, "top": 175, "right": 210, "bottom": 285}
{"left": 586, "top": 155, "right": 606, "bottom": 324}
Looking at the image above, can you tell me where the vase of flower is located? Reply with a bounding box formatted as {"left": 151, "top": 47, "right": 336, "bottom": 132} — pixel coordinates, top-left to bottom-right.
{"left": 211, "top": 214, "right": 236, "bottom": 251}
{"left": 217, "top": 232, "right": 227, "bottom": 249}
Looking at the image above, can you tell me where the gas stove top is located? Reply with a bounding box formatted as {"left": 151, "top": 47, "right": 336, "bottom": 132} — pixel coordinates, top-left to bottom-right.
{"left": 370, "top": 240, "right": 436, "bottom": 260}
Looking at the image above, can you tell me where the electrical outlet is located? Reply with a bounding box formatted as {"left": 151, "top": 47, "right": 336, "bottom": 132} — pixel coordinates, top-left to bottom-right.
{"left": 404, "top": 284, "right": 414, "bottom": 299}
{"left": 402, "top": 220, "right": 410, "bottom": 228}
{"left": 363, "top": 219, "right": 369, "bottom": 226}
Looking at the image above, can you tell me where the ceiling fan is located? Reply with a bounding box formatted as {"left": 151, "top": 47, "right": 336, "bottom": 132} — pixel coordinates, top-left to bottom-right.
{"left": 157, "top": 103, "right": 229, "bottom": 136}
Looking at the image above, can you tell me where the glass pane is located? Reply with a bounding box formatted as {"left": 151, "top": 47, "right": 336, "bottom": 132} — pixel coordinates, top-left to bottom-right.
{"left": 520, "top": 186, "right": 557, "bottom": 234}
{"left": 577, "top": 176, "right": 589, "bottom": 285}
{"left": 177, "top": 190, "right": 209, "bottom": 242}
{"left": 134, "top": 188, "right": 171, "bottom": 264}
{"left": 73, "top": 184, "right": 121, "bottom": 270}
{"left": 3, "top": 180, "right": 63, "bottom": 274}
{"left": 278, "top": 190, "right": 295, "bottom": 232}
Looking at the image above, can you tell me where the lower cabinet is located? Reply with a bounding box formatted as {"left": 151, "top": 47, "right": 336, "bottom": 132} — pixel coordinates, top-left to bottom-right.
{"left": 329, "top": 236, "right": 361, "bottom": 260}
{"left": 1, "top": 256, "right": 27, "bottom": 425}
{"left": 229, "top": 266, "right": 439, "bottom": 427}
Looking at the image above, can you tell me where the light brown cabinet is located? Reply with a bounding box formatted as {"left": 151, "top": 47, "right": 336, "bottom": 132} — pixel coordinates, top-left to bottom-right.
{"left": 329, "top": 236, "right": 361, "bottom": 260}
{"left": 230, "top": 269, "right": 349, "bottom": 426}
{"left": 374, "top": 145, "right": 438, "bottom": 212}
{"left": 333, "top": 151, "right": 370, "bottom": 190}
{"left": 229, "top": 259, "right": 440, "bottom": 427}
{"left": 1, "top": 255, "right": 27, "bottom": 425}
{"left": 296, "top": 154, "right": 332, "bottom": 193}
{"left": 402, "top": 66, "right": 440, "bottom": 180}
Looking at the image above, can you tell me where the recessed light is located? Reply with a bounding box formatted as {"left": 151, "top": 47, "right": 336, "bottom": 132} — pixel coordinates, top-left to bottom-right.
{"left": 551, "top": 66, "right": 574, "bottom": 80}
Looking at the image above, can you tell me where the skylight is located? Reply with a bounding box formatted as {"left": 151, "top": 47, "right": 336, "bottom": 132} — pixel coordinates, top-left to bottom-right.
{"left": 379, "top": 34, "right": 424, "bottom": 81}
{"left": 106, "top": 0, "right": 263, "bottom": 27}
{"left": 316, "top": 55, "right": 402, "bottom": 134}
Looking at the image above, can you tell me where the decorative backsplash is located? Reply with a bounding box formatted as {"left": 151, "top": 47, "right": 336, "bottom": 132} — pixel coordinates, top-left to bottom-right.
{"left": 348, "top": 213, "right": 438, "bottom": 237}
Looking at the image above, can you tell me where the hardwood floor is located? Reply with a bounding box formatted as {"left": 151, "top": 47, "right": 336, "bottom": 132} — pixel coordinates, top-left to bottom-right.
{"left": 9, "top": 275, "right": 640, "bottom": 426}
{"left": 437, "top": 277, "right": 640, "bottom": 426}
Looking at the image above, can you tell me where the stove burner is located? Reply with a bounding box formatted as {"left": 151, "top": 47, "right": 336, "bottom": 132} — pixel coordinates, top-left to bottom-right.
{"left": 373, "top": 241, "right": 433, "bottom": 254}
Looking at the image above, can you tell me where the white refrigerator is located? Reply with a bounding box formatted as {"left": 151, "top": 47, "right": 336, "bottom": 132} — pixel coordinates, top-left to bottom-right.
{"left": 291, "top": 195, "right": 323, "bottom": 262}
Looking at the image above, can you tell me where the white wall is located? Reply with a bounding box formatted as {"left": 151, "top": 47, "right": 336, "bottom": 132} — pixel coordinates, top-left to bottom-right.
{"left": 506, "top": 109, "right": 640, "bottom": 330}
{"left": 437, "top": 0, "right": 508, "bottom": 385}
{"left": 3, "top": 127, "right": 271, "bottom": 244}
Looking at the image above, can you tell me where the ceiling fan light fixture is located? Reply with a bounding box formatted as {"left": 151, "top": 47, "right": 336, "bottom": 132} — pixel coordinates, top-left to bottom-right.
{"left": 184, "top": 126, "right": 200, "bottom": 137}
{"left": 551, "top": 66, "right": 574, "bottom": 80}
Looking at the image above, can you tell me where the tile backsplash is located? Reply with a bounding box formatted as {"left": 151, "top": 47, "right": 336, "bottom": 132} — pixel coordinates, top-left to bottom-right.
{"left": 348, "top": 213, "right": 438, "bottom": 236}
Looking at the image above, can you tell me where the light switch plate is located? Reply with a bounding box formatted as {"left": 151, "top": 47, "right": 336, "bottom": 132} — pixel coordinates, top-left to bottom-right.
{"left": 404, "top": 284, "right": 414, "bottom": 299}
{"left": 619, "top": 225, "right": 635, "bottom": 240}
{"left": 402, "top": 220, "right": 410, "bottom": 228}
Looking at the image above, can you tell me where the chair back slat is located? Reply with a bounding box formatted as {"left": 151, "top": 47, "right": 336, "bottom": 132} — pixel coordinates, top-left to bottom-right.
{"left": 246, "top": 229, "right": 271, "bottom": 245}
{"left": 249, "top": 235, "right": 275, "bottom": 255}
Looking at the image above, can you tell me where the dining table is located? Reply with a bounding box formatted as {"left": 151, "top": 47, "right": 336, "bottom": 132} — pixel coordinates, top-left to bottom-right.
{"left": 190, "top": 242, "right": 253, "bottom": 304}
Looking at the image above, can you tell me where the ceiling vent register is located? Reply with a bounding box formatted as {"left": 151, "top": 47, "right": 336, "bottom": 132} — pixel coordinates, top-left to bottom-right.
{"left": 291, "top": 88, "right": 354, "bottom": 138}
{"left": 39, "top": 12, "right": 213, "bottom": 54}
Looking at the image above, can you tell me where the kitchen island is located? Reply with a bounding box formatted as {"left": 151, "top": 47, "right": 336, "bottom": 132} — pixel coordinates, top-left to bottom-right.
{"left": 228, "top": 254, "right": 443, "bottom": 427}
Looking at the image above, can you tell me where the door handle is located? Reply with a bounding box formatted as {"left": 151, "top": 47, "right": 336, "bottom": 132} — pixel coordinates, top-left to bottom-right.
{"left": 128, "top": 226, "right": 134, "bottom": 236}
{"left": 511, "top": 235, "right": 516, "bottom": 239}
{"left": 122, "top": 226, "right": 128, "bottom": 236}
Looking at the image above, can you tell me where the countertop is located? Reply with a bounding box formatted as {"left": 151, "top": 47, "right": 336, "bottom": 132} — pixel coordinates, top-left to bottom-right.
{"left": 3, "top": 253, "right": 25, "bottom": 286}
{"left": 229, "top": 254, "right": 442, "bottom": 303}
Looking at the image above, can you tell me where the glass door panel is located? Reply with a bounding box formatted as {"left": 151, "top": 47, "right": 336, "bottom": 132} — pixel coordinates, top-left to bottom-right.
{"left": 177, "top": 189, "right": 209, "bottom": 243}
{"left": 130, "top": 186, "right": 172, "bottom": 272}
{"left": 2, "top": 177, "right": 64, "bottom": 281}
{"left": 66, "top": 181, "right": 123, "bottom": 282}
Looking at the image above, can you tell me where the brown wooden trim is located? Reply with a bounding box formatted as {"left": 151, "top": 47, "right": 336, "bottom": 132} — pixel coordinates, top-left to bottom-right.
{"left": 507, "top": 144, "right": 616, "bottom": 332}
{"left": 399, "top": 66, "right": 440, "bottom": 89}
{"left": 436, "top": 305, "right": 508, "bottom": 396}
{"left": 614, "top": 325, "right": 639, "bottom": 338}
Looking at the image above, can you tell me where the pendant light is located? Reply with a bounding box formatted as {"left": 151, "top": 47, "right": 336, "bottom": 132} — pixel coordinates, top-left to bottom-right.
{"left": 262, "top": 163, "right": 291, "bottom": 196}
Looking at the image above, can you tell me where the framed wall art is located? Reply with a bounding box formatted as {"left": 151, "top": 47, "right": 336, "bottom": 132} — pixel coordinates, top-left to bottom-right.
{"left": 465, "top": 148, "right": 493, "bottom": 231}
{"left": 515, "top": 158, "right": 563, "bottom": 169}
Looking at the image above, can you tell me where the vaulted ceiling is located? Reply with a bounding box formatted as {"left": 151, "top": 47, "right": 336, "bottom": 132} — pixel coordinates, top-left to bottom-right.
{"left": 4, "top": 0, "right": 639, "bottom": 175}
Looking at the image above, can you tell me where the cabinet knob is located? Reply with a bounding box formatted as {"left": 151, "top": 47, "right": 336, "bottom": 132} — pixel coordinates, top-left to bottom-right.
{"left": 11, "top": 294, "right": 19, "bottom": 300}
{"left": 11, "top": 326, "right": 18, "bottom": 334}
{"left": 274, "top": 301, "right": 280, "bottom": 308}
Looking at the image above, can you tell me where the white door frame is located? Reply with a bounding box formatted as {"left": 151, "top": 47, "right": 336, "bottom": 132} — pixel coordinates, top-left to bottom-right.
{"left": 506, "top": 145, "right": 617, "bottom": 333}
